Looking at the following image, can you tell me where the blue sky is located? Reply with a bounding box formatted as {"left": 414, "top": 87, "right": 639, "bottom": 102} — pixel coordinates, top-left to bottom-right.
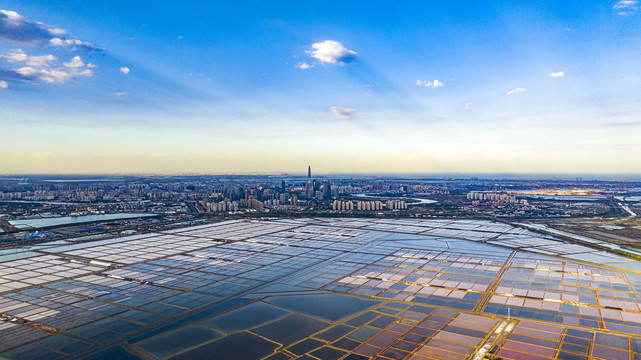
{"left": 1, "top": 1, "right": 640, "bottom": 174}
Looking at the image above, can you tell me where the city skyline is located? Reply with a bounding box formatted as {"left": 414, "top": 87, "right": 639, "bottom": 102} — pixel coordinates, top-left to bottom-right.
{"left": 1, "top": 1, "right": 641, "bottom": 174}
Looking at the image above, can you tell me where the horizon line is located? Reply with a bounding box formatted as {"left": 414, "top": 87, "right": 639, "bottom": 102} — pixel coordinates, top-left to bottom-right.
{"left": 1, "top": 172, "right": 640, "bottom": 181}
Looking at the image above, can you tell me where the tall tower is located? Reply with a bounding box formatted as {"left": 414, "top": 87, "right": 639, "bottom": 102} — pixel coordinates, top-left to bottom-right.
{"left": 306, "top": 166, "right": 312, "bottom": 200}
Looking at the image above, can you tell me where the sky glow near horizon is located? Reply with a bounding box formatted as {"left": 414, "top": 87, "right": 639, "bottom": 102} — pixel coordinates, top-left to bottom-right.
{"left": 1, "top": 1, "right": 640, "bottom": 175}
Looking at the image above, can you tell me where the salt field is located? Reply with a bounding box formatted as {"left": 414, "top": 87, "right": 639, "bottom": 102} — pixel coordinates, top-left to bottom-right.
{"left": 1, "top": 218, "right": 641, "bottom": 359}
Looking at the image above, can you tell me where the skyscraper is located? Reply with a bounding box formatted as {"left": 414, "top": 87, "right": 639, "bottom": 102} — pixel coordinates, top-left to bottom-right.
{"left": 306, "top": 166, "right": 312, "bottom": 199}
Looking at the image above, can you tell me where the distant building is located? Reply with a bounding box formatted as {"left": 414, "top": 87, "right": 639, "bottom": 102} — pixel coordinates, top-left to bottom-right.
{"left": 385, "top": 200, "right": 407, "bottom": 210}
{"left": 466, "top": 192, "right": 525, "bottom": 205}
{"left": 332, "top": 200, "right": 354, "bottom": 211}
{"left": 356, "top": 200, "right": 383, "bottom": 211}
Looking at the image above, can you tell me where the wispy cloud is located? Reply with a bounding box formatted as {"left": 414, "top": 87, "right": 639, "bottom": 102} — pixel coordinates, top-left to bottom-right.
{"left": 329, "top": 106, "right": 356, "bottom": 119}
{"left": 120, "top": 67, "right": 130, "bottom": 74}
{"left": 1, "top": 49, "right": 95, "bottom": 83}
{"left": 549, "top": 71, "right": 564, "bottom": 78}
{"left": 606, "top": 120, "right": 640, "bottom": 127}
{"left": 0, "top": 80, "right": 7, "bottom": 89}
{"left": 613, "top": 0, "right": 639, "bottom": 15}
{"left": 416, "top": 79, "right": 444, "bottom": 88}
{"left": 507, "top": 88, "right": 527, "bottom": 96}
{"left": 296, "top": 61, "right": 314, "bottom": 70}
{"left": 0, "top": 9, "right": 99, "bottom": 50}
{"left": 1, "top": 49, "right": 53, "bottom": 67}
{"left": 114, "top": 92, "right": 129, "bottom": 96}
{"left": 306, "top": 40, "right": 357, "bottom": 66}
{"left": 49, "top": 38, "right": 98, "bottom": 51}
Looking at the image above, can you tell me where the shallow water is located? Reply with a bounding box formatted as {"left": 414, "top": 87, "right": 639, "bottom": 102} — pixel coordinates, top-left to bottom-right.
{"left": 200, "top": 301, "right": 291, "bottom": 333}
{"left": 265, "top": 293, "right": 381, "bottom": 322}
{"left": 170, "top": 332, "right": 279, "bottom": 360}
{"left": 137, "top": 325, "right": 223, "bottom": 359}
{"left": 252, "top": 314, "right": 329, "bottom": 346}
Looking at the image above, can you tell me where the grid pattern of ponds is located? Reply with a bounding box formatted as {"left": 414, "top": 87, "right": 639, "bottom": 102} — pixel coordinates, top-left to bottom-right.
{"left": 327, "top": 253, "right": 503, "bottom": 310}
{"left": 1, "top": 218, "right": 641, "bottom": 359}
{"left": 485, "top": 256, "right": 641, "bottom": 335}
{"left": 0, "top": 255, "right": 104, "bottom": 293}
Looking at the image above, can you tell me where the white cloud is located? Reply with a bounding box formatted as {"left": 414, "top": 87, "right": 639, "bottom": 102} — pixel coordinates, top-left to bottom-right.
{"left": 0, "top": 9, "right": 24, "bottom": 22}
{"left": 0, "top": 48, "right": 28, "bottom": 62}
{"left": 0, "top": 80, "right": 7, "bottom": 89}
{"left": 463, "top": 102, "right": 473, "bottom": 111}
{"left": 26, "top": 54, "right": 57, "bottom": 68}
{"left": 48, "top": 27, "right": 66, "bottom": 35}
{"left": 1, "top": 49, "right": 56, "bottom": 68}
{"left": 0, "top": 9, "right": 99, "bottom": 50}
{"left": 14, "top": 65, "right": 93, "bottom": 83}
{"left": 296, "top": 61, "right": 314, "bottom": 69}
{"left": 416, "top": 79, "right": 444, "bottom": 88}
{"left": 613, "top": 0, "right": 638, "bottom": 8}
{"left": 1, "top": 49, "right": 95, "bottom": 83}
{"left": 0, "top": 9, "right": 60, "bottom": 43}
{"left": 507, "top": 88, "right": 527, "bottom": 96}
{"left": 64, "top": 56, "right": 84, "bottom": 68}
{"left": 120, "top": 67, "right": 130, "bottom": 74}
{"left": 49, "top": 38, "right": 85, "bottom": 47}
{"left": 329, "top": 106, "right": 356, "bottom": 119}
{"left": 549, "top": 71, "right": 564, "bottom": 78}
{"left": 613, "top": 0, "right": 639, "bottom": 15}
{"left": 14, "top": 67, "right": 68, "bottom": 83}
{"left": 306, "top": 40, "right": 357, "bottom": 66}
{"left": 114, "top": 92, "right": 129, "bottom": 96}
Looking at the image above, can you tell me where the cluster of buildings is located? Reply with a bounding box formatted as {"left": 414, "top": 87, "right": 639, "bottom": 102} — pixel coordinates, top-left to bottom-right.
{"left": 332, "top": 200, "right": 354, "bottom": 211}
{"left": 386, "top": 200, "right": 408, "bottom": 210}
{"left": 6, "top": 169, "right": 630, "bottom": 223}
{"left": 467, "top": 192, "right": 526, "bottom": 205}
{"left": 331, "top": 199, "right": 407, "bottom": 212}
{"left": 202, "top": 192, "right": 303, "bottom": 212}
{"left": 204, "top": 200, "right": 240, "bottom": 212}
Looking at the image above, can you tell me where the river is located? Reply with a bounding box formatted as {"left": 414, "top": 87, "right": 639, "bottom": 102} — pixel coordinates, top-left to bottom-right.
{"left": 9, "top": 213, "right": 157, "bottom": 229}
{"left": 353, "top": 193, "right": 437, "bottom": 205}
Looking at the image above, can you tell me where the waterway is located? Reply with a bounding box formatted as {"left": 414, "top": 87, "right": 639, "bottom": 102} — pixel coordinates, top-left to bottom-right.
{"left": 353, "top": 193, "right": 437, "bottom": 205}
{"left": 517, "top": 223, "right": 641, "bottom": 258}
{"left": 8, "top": 213, "right": 157, "bottom": 229}
{"left": 1, "top": 200, "right": 83, "bottom": 205}
{"left": 620, "top": 203, "right": 637, "bottom": 219}
{"left": 519, "top": 195, "right": 603, "bottom": 201}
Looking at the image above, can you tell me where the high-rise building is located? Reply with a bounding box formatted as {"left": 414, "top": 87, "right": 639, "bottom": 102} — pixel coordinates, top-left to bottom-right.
{"left": 306, "top": 166, "right": 312, "bottom": 198}
{"left": 320, "top": 182, "right": 332, "bottom": 200}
